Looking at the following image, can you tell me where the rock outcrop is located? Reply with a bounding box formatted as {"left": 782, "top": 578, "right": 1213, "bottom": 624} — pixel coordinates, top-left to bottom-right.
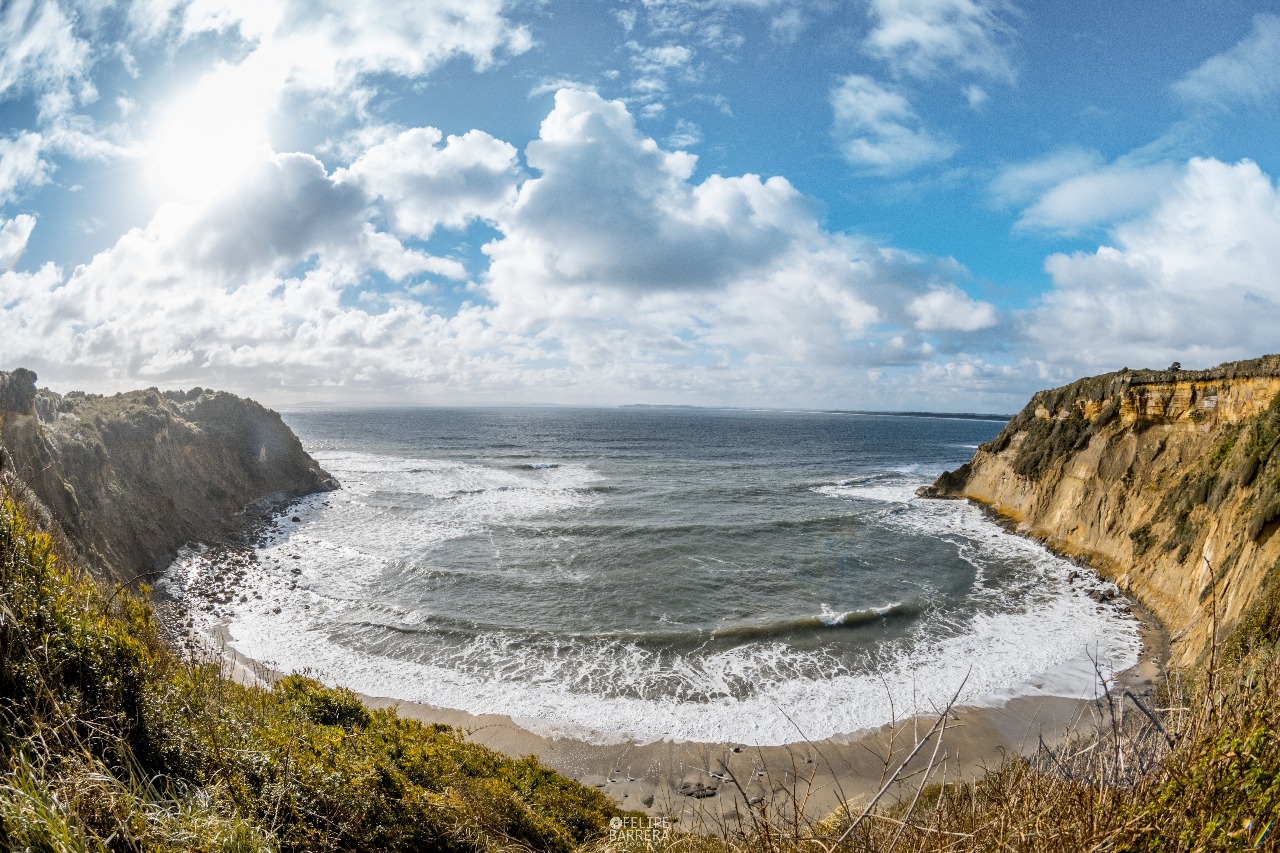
{"left": 925, "top": 355, "right": 1280, "bottom": 668}
{"left": 0, "top": 368, "right": 335, "bottom": 585}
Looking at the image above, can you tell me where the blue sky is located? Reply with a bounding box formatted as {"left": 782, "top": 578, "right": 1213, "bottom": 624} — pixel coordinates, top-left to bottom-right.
{"left": 2, "top": 0, "right": 1279, "bottom": 411}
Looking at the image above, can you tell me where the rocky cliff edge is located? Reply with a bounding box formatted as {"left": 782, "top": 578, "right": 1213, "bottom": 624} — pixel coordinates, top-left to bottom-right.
{"left": 925, "top": 355, "right": 1280, "bottom": 668}
{"left": 0, "top": 368, "right": 336, "bottom": 585}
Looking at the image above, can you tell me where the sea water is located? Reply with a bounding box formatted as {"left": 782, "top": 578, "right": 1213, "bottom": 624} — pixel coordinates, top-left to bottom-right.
{"left": 163, "top": 407, "right": 1141, "bottom": 745}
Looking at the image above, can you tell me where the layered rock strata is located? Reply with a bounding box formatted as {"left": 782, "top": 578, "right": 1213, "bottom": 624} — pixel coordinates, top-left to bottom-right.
{"left": 926, "top": 355, "right": 1280, "bottom": 668}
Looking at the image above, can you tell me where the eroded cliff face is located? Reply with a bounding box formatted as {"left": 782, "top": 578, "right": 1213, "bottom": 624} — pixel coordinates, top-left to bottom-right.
{"left": 0, "top": 368, "right": 335, "bottom": 585}
{"left": 927, "top": 355, "right": 1280, "bottom": 669}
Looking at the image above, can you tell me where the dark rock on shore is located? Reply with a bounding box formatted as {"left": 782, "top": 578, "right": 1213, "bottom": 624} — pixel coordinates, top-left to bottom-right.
{"left": 0, "top": 368, "right": 336, "bottom": 585}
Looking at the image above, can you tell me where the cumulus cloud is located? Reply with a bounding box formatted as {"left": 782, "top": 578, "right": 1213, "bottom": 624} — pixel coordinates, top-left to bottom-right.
{"left": 830, "top": 75, "right": 955, "bottom": 173}
{"left": 0, "top": 147, "right": 470, "bottom": 387}
{"left": 908, "top": 285, "right": 997, "bottom": 331}
{"left": 864, "top": 0, "right": 1018, "bottom": 83}
{"left": 0, "top": 214, "right": 36, "bottom": 270}
{"left": 1175, "top": 13, "right": 1280, "bottom": 107}
{"left": 1030, "top": 158, "right": 1280, "bottom": 370}
{"left": 182, "top": 153, "right": 374, "bottom": 279}
{"left": 340, "top": 127, "right": 520, "bottom": 239}
{"left": 0, "top": 86, "right": 994, "bottom": 407}
{"left": 482, "top": 89, "right": 970, "bottom": 371}
{"left": 991, "top": 149, "right": 1179, "bottom": 234}
{"left": 488, "top": 89, "right": 821, "bottom": 294}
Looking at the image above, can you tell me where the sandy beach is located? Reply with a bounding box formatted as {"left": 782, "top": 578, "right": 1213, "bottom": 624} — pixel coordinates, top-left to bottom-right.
{"left": 359, "top": 614, "right": 1166, "bottom": 828}
{"left": 186, "top": 579, "right": 1168, "bottom": 829}
{"left": 169, "top": 522, "right": 1169, "bottom": 831}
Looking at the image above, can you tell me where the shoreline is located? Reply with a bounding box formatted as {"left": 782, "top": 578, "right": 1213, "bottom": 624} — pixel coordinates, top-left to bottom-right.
{"left": 159, "top": 486, "right": 1171, "bottom": 825}
{"left": 363, "top": 608, "right": 1166, "bottom": 824}
{"left": 192, "top": 605, "right": 1166, "bottom": 826}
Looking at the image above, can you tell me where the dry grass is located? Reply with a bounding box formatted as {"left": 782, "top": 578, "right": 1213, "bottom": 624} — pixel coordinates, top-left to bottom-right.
{"left": 589, "top": 631, "right": 1280, "bottom": 852}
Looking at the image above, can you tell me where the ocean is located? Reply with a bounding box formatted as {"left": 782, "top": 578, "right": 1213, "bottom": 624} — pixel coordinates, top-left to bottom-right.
{"left": 163, "top": 407, "right": 1142, "bottom": 745}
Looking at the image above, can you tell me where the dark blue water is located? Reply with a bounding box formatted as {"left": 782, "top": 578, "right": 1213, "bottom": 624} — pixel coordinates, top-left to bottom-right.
{"left": 164, "top": 408, "right": 1141, "bottom": 744}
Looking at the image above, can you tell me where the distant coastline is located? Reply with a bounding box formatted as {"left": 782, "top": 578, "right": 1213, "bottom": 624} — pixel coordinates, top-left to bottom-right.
{"left": 622, "top": 402, "right": 1012, "bottom": 421}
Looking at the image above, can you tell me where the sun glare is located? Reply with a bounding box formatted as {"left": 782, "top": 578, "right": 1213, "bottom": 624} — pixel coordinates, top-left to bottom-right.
{"left": 149, "top": 75, "right": 272, "bottom": 201}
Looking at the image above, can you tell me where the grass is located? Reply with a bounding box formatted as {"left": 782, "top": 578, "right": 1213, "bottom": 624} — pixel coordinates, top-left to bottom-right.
{"left": 0, "top": 486, "right": 619, "bottom": 852}
{"left": 5, "top": 469, "right": 1280, "bottom": 851}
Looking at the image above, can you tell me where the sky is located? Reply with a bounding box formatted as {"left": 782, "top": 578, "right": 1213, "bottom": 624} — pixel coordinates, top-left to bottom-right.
{"left": 1, "top": 1, "right": 1279, "bottom": 412}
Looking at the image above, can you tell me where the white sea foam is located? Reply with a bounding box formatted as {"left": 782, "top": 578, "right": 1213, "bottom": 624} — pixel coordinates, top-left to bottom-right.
{"left": 200, "top": 580, "right": 1136, "bottom": 745}
{"left": 288, "top": 451, "right": 602, "bottom": 569}
{"left": 813, "top": 479, "right": 920, "bottom": 505}
{"left": 818, "top": 601, "right": 905, "bottom": 626}
{"left": 167, "top": 465, "right": 1142, "bottom": 746}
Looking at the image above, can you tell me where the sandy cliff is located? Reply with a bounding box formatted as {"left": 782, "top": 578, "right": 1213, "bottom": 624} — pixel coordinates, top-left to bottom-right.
{"left": 926, "top": 355, "right": 1280, "bottom": 668}
{"left": 0, "top": 368, "right": 335, "bottom": 585}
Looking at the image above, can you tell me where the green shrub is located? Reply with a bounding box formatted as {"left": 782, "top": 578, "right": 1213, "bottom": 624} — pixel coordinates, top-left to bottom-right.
{"left": 1130, "top": 523, "right": 1156, "bottom": 555}
{"left": 0, "top": 488, "right": 617, "bottom": 852}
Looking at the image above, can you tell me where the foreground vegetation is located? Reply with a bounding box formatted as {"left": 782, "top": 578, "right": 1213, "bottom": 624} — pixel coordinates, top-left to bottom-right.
{"left": 0, "top": 487, "right": 617, "bottom": 852}
{"left": 595, "top": 590, "right": 1280, "bottom": 852}
{"left": 3, "top": 481, "right": 1279, "bottom": 851}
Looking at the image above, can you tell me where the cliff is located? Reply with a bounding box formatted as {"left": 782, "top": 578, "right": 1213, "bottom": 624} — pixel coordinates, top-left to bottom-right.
{"left": 0, "top": 367, "right": 336, "bottom": 585}
{"left": 926, "top": 355, "right": 1280, "bottom": 668}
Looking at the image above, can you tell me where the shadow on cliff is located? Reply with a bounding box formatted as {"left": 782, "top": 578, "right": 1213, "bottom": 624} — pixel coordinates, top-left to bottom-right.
{"left": 0, "top": 367, "right": 337, "bottom": 586}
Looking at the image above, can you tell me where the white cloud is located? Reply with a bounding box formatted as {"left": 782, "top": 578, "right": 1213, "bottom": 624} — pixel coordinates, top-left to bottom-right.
{"left": 0, "top": 87, "right": 993, "bottom": 407}
{"left": 487, "top": 89, "right": 808, "bottom": 294}
{"left": 614, "top": 8, "right": 638, "bottom": 34}
{"left": 992, "top": 150, "right": 1179, "bottom": 234}
{"left": 179, "top": 153, "right": 375, "bottom": 278}
{"left": 131, "top": 0, "right": 531, "bottom": 106}
{"left": 864, "top": 0, "right": 1018, "bottom": 83}
{"left": 340, "top": 127, "right": 520, "bottom": 239}
{"left": 0, "top": 132, "right": 50, "bottom": 203}
{"left": 666, "top": 118, "right": 703, "bottom": 149}
{"left": 1018, "top": 164, "right": 1177, "bottom": 234}
{"left": 963, "top": 84, "right": 987, "bottom": 108}
{"left": 1175, "top": 13, "right": 1280, "bottom": 106}
{"left": 529, "top": 76, "right": 594, "bottom": 98}
{"left": 630, "top": 42, "right": 694, "bottom": 75}
{"left": 830, "top": 75, "right": 955, "bottom": 173}
{"left": 0, "top": 214, "right": 36, "bottom": 270}
{"left": 0, "top": 148, "right": 468, "bottom": 392}
{"left": 481, "top": 89, "right": 970, "bottom": 371}
{"left": 769, "top": 8, "right": 804, "bottom": 43}
{"left": 1031, "top": 158, "right": 1280, "bottom": 370}
{"left": 625, "top": 40, "right": 698, "bottom": 103}
{"left": 989, "top": 147, "right": 1100, "bottom": 208}
{"left": 0, "top": 0, "right": 91, "bottom": 114}
{"left": 908, "top": 285, "right": 997, "bottom": 331}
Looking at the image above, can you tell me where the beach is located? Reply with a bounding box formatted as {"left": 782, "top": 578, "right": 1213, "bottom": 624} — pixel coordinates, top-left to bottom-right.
{"left": 193, "top": 587, "right": 1164, "bottom": 827}
{"left": 364, "top": 643, "right": 1164, "bottom": 826}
